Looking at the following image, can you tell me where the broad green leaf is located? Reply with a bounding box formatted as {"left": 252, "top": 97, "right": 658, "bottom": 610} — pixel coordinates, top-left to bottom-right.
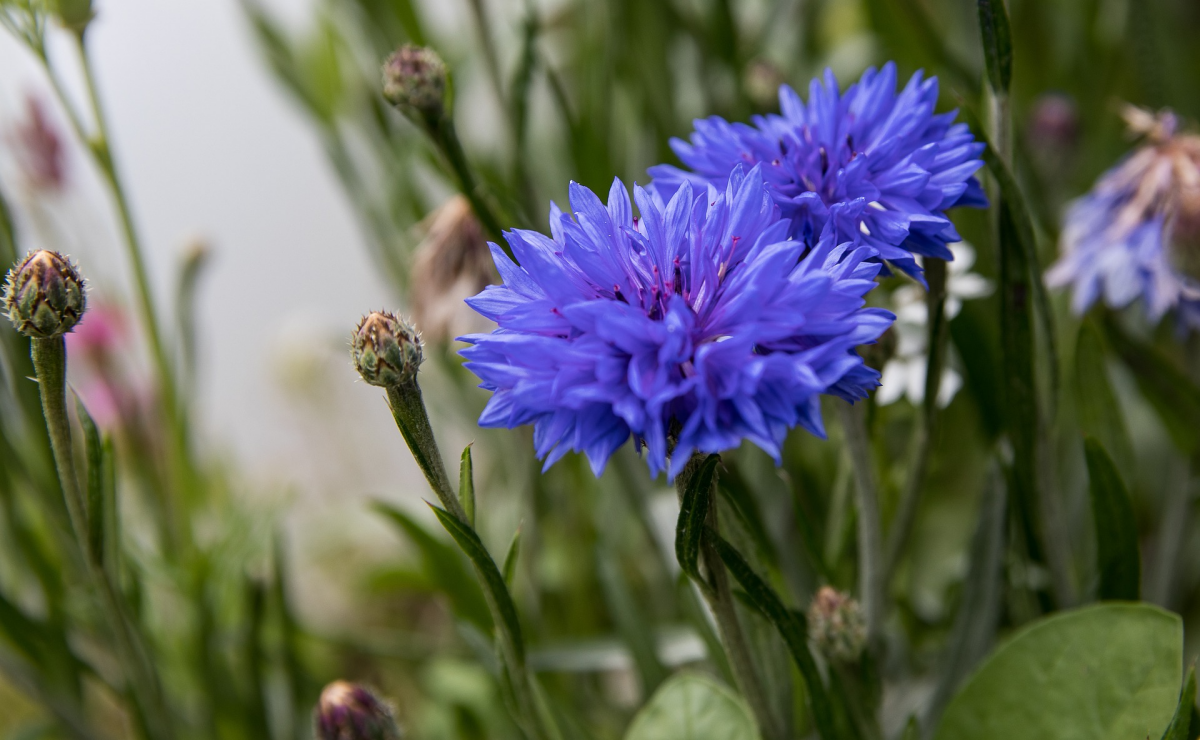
{"left": 675, "top": 455, "right": 719, "bottom": 584}
{"left": 977, "top": 0, "right": 1013, "bottom": 93}
{"left": 1161, "top": 665, "right": 1196, "bottom": 740}
{"left": 1074, "top": 322, "right": 1135, "bottom": 478}
{"left": 934, "top": 604, "right": 1182, "bottom": 740}
{"left": 429, "top": 504, "right": 525, "bottom": 663}
{"left": 623, "top": 672, "right": 757, "bottom": 740}
{"left": 1084, "top": 438, "right": 1140, "bottom": 601}
{"left": 374, "top": 503, "right": 492, "bottom": 631}
{"left": 459, "top": 445, "right": 475, "bottom": 528}
{"left": 713, "top": 534, "right": 838, "bottom": 740}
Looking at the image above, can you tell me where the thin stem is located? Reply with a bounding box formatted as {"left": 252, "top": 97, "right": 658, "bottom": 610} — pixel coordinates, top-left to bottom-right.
{"left": 30, "top": 338, "right": 175, "bottom": 740}
{"left": 884, "top": 257, "right": 949, "bottom": 583}
{"left": 384, "top": 381, "right": 467, "bottom": 523}
{"left": 676, "top": 456, "right": 782, "bottom": 740}
{"left": 837, "top": 401, "right": 884, "bottom": 642}
{"left": 434, "top": 116, "right": 510, "bottom": 252}
{"left": 466, "top": 0, "right": 506, "bottom": 108}
{"left": 74, "top": 32, "right": 178, "bottom": 420}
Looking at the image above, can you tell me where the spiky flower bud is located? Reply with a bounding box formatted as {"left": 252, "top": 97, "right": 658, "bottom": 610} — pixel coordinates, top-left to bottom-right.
{"left": 314, "top": 681, "right": 403, "bottom": 740}
{"left": 381, "top": 45, "right": 448, "bottom": 125}
{"left": 3, "top": 250, "right": 87, "bottom": 339}
{"left": 807, "top": 586, "right": 867, "bottom": 662}
{"left": 352, "top": 311, "right": 422, "bottom": 388}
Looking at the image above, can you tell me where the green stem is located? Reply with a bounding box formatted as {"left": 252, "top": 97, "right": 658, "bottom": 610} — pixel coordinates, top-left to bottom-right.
{"left": 30, "top": 338, "right": 175, "bottom": 740}
{"left": 837, "top": 401, "right": 884, "bottom": 642}
{"left": 434, "top": 116, "right": 510, "bottom": 253}
{"left": 384, "top": 381, "right": 467, "bottom": 523}
{"left": 675, "top": 455, "right": 782, "bottom": 740}
{"left": 884, "top": 257, "right": 949, "bottom": 583}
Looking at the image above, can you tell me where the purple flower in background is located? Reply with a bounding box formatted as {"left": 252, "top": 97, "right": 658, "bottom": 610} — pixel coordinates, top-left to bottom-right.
{"left": 459, "top": 167, "right": 893, "bottom": 479}
{"left": 1046, "top": 106, "right": 1200, "bottom": 331}
{"left": 649, "top": 63, "right": 986, "bottom": 284}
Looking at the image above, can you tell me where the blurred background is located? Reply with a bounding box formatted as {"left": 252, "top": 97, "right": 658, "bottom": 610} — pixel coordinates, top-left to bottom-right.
{"left": 1, "top": 0, "right": 1198, "bottom": 736}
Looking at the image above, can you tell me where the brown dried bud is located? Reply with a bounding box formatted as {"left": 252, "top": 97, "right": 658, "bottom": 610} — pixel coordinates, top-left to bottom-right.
{"left": 352, "top": 311, "right": 422, "bottom": 387}
{"left": 382, "top": 45, "right": 448, "bottom": 125}
{"left": 3, "top": 250, "right": 87, "bottom": 338}
{"left": 807, "top": 586, "right": 866, "bottom": 662}
{"left": 314, "top": 681, "right": 403, "bottom": 740}
{"left": 411, "top": 196, "right": 495, "bottom": 343}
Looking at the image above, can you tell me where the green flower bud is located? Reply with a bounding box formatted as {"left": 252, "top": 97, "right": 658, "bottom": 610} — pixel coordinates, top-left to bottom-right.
{"left": 352, "top": 311, "right": 422, "bottom": 388}
{"left": 381, "top": 45, "right": 448, "bottom": 125}
{"left": 807, "top": 586, "right": 867, "bottom": 662}
{"left": 314, "top": 681, "right": 403, "bottom": 740}
{"left": 3, "top": 250, "right": 87, "bottom": 339}
{"left": 50, "top": 0, "right": 94, "bottom": 32}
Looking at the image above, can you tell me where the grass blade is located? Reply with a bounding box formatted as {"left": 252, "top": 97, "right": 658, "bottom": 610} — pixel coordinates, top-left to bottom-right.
{"left": 459, "top": 445, "right": 476, "bottom": 528}
{"left": 1074, "top": 321, "right": 1135, "bottom": 478}
{"left": 1084, "top": 438, "right": 1140, "bottom": 601}
{"left": 503, "top": 526, "right": 522, "bottom": 589}
{"left": 1161, "top": 664, "right": 1196, "bottom": 740}
{"left": 74, "top": 394, "right": 105, "bottom": 567}
{"left": 675, "top": 454, "right": 719, "bottom": 584}
{"left": 977, "top": 0, "right": 1013, "bottom": 94}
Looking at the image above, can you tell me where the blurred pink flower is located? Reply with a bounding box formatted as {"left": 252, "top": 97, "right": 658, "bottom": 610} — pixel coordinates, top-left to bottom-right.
{"left": 10, "top": 94, "right": 66, "bottom": 191}
{"left": 66, "top": 302, "right": 126, "bottom": 358}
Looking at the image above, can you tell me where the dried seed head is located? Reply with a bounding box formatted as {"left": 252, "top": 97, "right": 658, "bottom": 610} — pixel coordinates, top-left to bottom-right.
{"left": 411, "top": 196, "right": 495, "bottom": 343}
{"left": 352, "top": 311, "right": 422, "bottom": 387}
{"left": 381, "top": 45, "right": 448, "bottom": 125}
{"left": 807, "top": 586, "right": 866, "bottom": 662}
{"left": 3, "top": 250, "right": 87, "bottom": 338}
{"left": 314, "top": 681, "right": 403, "bottom": 740}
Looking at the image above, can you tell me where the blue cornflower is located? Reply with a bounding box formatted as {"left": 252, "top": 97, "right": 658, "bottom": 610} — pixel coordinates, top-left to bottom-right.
{"left": 1046, "top": 107, "right": 1200, "bottom": 330}
{"left": 459, "top": 167, "right": 894, "bottom": 479}
{"left": 649, "top": 62, "right": 986, "bottom": 283}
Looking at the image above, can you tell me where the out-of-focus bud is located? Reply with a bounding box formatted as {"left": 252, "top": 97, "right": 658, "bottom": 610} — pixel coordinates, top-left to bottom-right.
{"left": 807, "top": 586, "right": 867, "bottom": 662}
{"left": 49, "top": 0, "right": 93, "bottom": 33}
{"left": 411, "top": 195, "right": 495, "bottom": 343}
{"left": 744, "top": 59, "right": 785, "bottom": 112}
{"left": 10, "top": 95, "right": 66, "bottom": 192}
{"left": 3, "top": 250, "right": 87, "bottom": 338}
{"left": 314, "top": 681, "right": 403, "bottom": 740}
{"left": 1026, "top": 93, "right": 1079, "bottom": 182}
{"left": 352, "top": 311, "right": 422, "bottom": 388}
{"left": 381, "top": 45, "right": 448, "bottom": 127}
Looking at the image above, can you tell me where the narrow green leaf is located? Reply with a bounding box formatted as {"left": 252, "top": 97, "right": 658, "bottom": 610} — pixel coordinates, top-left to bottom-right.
{"left": 594, "top": 545, "right": 668, "bottom": 696}
{"left": 623, "top": 672, "right": 757, "bottom": 740}
{"left": 1084, "top": 438, "right": 1141, "bottom": 601}
{"left": 675, "top": 454, "right": 719, "bottom": 584}
{"left": 459, "top": 445, "right": 475, "bottom": 528}
{"left": 502, "top": 526, "right": 521, "bottom": 588}
{"left": 711, "top": 533, "right": 838, "bottom": 740}
{"left": 976, "top": 0, "right": 1013, "bottom": 94}
{"left": 74, "top": 393, "right": 104, "bottom": 566}
{"left": 1161, "top": 665, "right": 1196, "bottom": 740}
{"left": 1101, "top": 315, "right": 1200, "bottom": 454}
{"left": 428, "top": 503, "right": 525, "bottom": 663}
{"left": 1074, "top": 322, "right": 1135, "bottom": 478}
{"left": 242, "top": 576, "right": 271, "bottom": 736}
{"left": 934, "top": 604, "right": 1182, "bottom": 740}
{"left": 373, "top": 503, "right": 492, "bottom": 631}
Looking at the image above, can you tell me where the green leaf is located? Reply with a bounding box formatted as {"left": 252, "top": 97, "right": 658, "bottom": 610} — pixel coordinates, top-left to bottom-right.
{"left": 675, "top": 455, "right": 719, "bottom": 584}
{"left": 459, "top": 445, "right": 475, "bottom": 528}
{"left": 74, "top": 393, "right": 105, "bottom": 567}
{"left": 428, "top": 503, "right": 526, "bottom": 664}
{"left": 502, "top": 526, "right": 521, "bottom": 589}
{"left": 712, "top": 533, "right": 838, "bottom": 740}
{"left": 374, "top": 503, "right": 492, "bottom": 631}
{"left": 623, "top": 672, "right": 757, "bottom": 740}
{"left": 1084, "top": 438, "right": 1141, "bottom": 601}
{"left": 1161, "top": 664, "right": 1196, "bottom": 740}
{"left": 1074, "top": 322, "right": 1135, "bottom": 478}
{"left": 934, "top": 604, "right": 1182, "bottom": 740}
{"left": 1101, "top": 315, "right": 1200, "bottom": 454}
{"left": 976, "top": 0, "right": 1013, "bottom": 94}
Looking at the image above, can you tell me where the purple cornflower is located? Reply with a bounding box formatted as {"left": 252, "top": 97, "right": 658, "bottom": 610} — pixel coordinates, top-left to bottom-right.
{"left": 1046, "top": 106, "right": 1200, "bottom": 330}
{"left": 459, "top": 167, "right": 893, "bottom": 479}
{"left": 649, "top": 63, "right": 986, "bottom": 283}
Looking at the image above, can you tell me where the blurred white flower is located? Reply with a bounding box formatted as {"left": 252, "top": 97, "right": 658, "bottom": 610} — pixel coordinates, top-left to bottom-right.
{"left": 877, "top": 242, "right": 992, "bottom": 407}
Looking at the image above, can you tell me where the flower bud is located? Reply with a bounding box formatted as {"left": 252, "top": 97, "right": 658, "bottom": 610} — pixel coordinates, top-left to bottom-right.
{"left": 3, "top": 250, "right": 87, "bottom": 338}
{"left": 352, "top": 311, "right": 422, "bottom": 388}
{"left": 50, "top": 0, "right": 93, "bottom": 32}
{"left": 807, "top": 586, "right": 866, "bottom": 662}
{"left": 314, "top": 681, "right": 403, "bottom": 740}
{"left": 411, "top": 195, "right": 495, "bottom": 343}
{"left": 381, "top": 45, "right": 448, "bottom": 125}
